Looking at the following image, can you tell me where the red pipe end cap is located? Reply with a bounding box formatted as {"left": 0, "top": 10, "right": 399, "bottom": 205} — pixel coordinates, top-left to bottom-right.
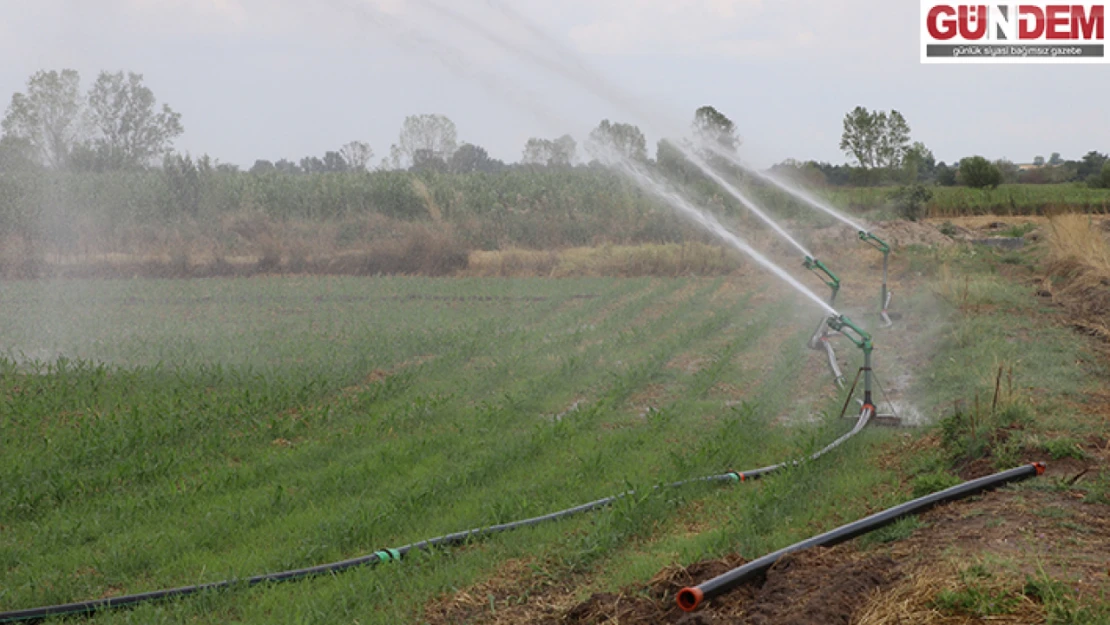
{"left": 1033, "top": 462, "right": 1046, "bottom": 475}
{"left": 676, "top": 587, "right": 704, "bottom": 612}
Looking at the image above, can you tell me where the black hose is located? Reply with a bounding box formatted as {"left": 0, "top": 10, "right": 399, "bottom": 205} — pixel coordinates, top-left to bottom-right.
{"left": 675, "top": 462, "right": 1046, "bottom": 612}
{"left": 0, "top": 409, "right": 873, "bottom": 623}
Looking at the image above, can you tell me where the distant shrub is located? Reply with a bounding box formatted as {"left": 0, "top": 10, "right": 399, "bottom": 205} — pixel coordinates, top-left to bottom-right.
{"left": 889, "top": 184, "right": 934, "bottom": 221}
{"left": 958, "top": 156, "right": 1003, "bottom": 189}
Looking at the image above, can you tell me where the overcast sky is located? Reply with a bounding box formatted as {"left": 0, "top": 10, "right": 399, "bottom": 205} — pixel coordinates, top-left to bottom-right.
{"left": 1, "top": 0, "right": 1106, "bottom": 169}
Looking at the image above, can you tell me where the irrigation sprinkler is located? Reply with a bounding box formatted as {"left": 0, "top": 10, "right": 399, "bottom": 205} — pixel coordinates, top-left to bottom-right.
{"left": 825, "top": 314, "right": 903, "bottom": 426}
{"left": 858, "top": 231, "right": 894, "bottom": 327}
{"left": 803, "top": 256, "right": 846, "bottom": 389}
{"left": 825, "top": 314, "right": 875, "bottom": 414}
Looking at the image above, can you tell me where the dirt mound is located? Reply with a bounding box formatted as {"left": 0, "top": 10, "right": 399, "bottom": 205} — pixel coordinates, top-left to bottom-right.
{"left": 558, "top": 548, "right": 898, "bottom": 625}
{"left": 745, "top": 550, "right": 900, "bottom": 625}
{"left": 806, "top": 221, "right": 956, "bottom": 257}
{"left": 869, "top": 221, "right": 957, "bottom": 248}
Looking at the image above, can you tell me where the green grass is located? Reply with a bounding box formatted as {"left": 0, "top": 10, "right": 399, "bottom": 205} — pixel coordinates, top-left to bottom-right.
{"left": 0, "top": 275, "right": 894, "bottom": 624}
{"left": 4, "top": 244, "right": 1108, "bottom": 623}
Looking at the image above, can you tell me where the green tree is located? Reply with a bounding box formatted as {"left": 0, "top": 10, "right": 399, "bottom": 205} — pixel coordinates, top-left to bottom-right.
{"left": 1077, "top": 151, "right": 1108, "bottom": 181}
{"left": 0, "top": 136, "right": 39, "bottom": 172}
{"left": 250, "top": 159, "right": 275, "bottom": 175}
{"left": 876, "top": 110, "right": 910, "bottom": 169}
{"left": 935, "top": 162, "right": 958, "bottom": 186}
{"left": 839, "top": 106, "right": 912, "bottom": 170}
{"left": 521, "top": 134, "right": 577, "bottom": 167}
{"left": 86, "top": 71, "right": 183, "bottom": 169}
{"left": 450, "top": 143, "right": 502, "bottom": 173}
{"left": 692, "top": 105, "right": 739, "bottom": 152}
{"left": 901, "top": 141, "right": 936, "bottom": 182}
{"left": 395, "top": 114, "right": 457, "bottom": 169}
{"left": 1048, "top": 152, "right": 1063, "bottom": 166}
{"left": 957, "top": 156, "right": 1002, "bottom": 189}
{"left": 1, "top": 69, "right": 87, "bottom": 169}
{"left": 587, "top": 119, "right": 647, "bottom": 162}
{"left": 1097, "top": 162, "right": 1110, "bottom": 189}
{"left": 1033, "top": 155, "right": 1045, "bottom": 167}
{"left": 339, "top": 141, "right": 373, "bottom": 172}
{"left": 839, "top": 106, "right": 879, "bottom": 168}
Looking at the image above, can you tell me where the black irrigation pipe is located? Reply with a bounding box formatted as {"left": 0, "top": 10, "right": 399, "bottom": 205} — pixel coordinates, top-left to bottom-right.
{"left": 675, "top": 461, "right": 1047, "bottom": 613}
{"left": 0, "top": 408, "right": 873, "bottom": 624}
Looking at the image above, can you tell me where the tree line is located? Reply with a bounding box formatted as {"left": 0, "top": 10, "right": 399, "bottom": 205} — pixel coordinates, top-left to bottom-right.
{"left": 1, "top": 68, "right": 1107, "bottom": 194}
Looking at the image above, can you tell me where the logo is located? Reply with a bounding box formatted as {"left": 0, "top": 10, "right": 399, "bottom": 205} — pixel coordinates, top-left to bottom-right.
{"left": 921, "top": 2, "right": 1107, "bottom": 62}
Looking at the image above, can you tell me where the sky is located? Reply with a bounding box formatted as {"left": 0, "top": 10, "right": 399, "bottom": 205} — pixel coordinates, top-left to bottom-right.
{"left": 0, "top": 0, "right": 1107, "bottom": 170}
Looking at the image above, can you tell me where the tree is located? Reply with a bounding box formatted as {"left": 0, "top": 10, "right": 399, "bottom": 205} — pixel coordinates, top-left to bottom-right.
{"left": 876, "top": 110, "right": 910, "bottom": 169}
{"left": 1048, "top": 152, "right": 1063, "bottom": 166}
{"left": 321, "top": 151, "right": 348, "bottom": 173}
{"left": 957, "top": 156, "right": 1002, "bottom": 189}
{"left": 1033, "top": 155, "right": 1045, "bottom": 167}
{"left": 1077, "top": 151, "right": 1108, "bottom": 181}
{"left": 274, "top": 159, "right": 301, "bottom": 174}
{"left": 994, "top": 158, "right": 1020, "bottom": 184}
{"left": 521, "top": 134, "right": 577, "bottom": 167}
{"left": 587, "top": 119, "right": 647, "bottom": 162}
{"left": 86, "top": 71, "right": 183, "bottom": 169}
{"left": 449, "top": 143, "right": 502, "bottom": 173}
{"left": 0, "top": 135, "right": 38, "bottom": 172}
{"left": 410, "top": 149, "right": 447, "bottom": 173}
{"left": 839, "top": 106, "right": 912, "bottom": 169}
{"left": 901, "top": 141, "right": 936, "bottom": 182}
{"left": 340, "top": 141, "right": 373, "bottom": 172}
{"left": 935, "top": 161, "right": 958, "bottom": 186}
{"left": 692, "top": 105, "right": 739, "bottom": 152}
{"left": 1096, "top": 162, "right": 1110, "bottom": 189}
{"left": 395, "top": 114, "right": 457, "bottom": 169}
{"left": 839, "top": 106, "right": 878, "bottom": 168}
{"left": 299, "top": 156, "right": 325, "bottom": 173}
{"left": 1, "top": 69, "right": 87, "bottom": 169}
{"left": 250, "top": 159, "right": 276, "bottom": 175}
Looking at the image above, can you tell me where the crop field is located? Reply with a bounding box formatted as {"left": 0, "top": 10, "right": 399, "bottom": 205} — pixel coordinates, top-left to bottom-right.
{"left": 0, "top": 275, "right": 910, "bottom": 624}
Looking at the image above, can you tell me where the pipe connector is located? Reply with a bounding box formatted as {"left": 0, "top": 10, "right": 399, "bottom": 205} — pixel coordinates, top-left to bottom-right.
{"left": 373, "top": 548, "right": 402, "bottom": 563}
{"left": 676, "top": 587, "right": 704, "bottom": 612}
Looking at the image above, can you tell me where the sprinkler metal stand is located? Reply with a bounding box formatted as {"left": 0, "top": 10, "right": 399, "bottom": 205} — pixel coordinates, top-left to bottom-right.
{"left": 827, "top": 314, "right": 905, "bottom": 427}
{"left": 858, "top": 232, "right": 893, "bottom": 328}
{"left": 803, "top": 257, "right": 846, "bottom": 388}
{"left": 826, "top": 314, "right": 876, "bottom": 415}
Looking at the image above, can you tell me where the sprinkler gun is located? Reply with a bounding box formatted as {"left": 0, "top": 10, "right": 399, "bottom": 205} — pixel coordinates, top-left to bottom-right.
{"left": 826, "top": 314, "right": 875, "bottom": 413}
{"left": 858, "top": 231, "right": 893, "bottom": 324}
{"left": 803, "top": 256, "right": 840, "bottom": 305}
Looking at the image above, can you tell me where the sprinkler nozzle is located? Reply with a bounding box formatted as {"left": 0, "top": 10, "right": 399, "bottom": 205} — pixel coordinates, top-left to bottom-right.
{"left": 858, "top": 231, "right": 890, "bottom": 254}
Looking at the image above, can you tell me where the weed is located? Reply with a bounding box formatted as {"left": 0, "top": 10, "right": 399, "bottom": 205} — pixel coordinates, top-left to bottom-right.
{"left": 1042, "top": 438, "right": 1090, "bottom": 461}
{"left": 1002, "top": 223, "right": 1037, "bottom": 238}
{"left": 911, "top": 471, "right": 963, "bottom": 497}
{"left": 859, "top": 516, "right": 924, "bottom": 547}
{"left": 930, "top": 564, "right": 1021, "bottom": 616}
